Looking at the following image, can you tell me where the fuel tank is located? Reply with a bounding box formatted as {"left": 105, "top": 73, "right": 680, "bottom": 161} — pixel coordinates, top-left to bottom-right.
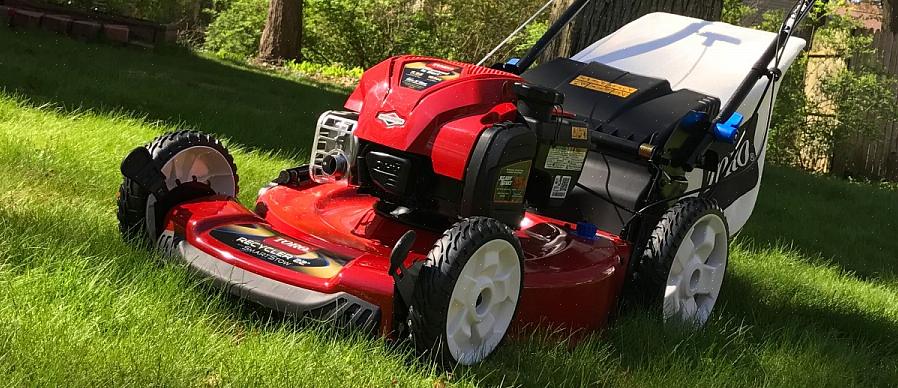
{"left": 344, "top": 56, "right": 523, "bottom": 180}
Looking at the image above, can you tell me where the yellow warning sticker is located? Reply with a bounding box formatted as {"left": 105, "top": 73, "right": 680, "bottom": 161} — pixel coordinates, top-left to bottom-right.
{"left": 572, "top": 126, "right": 588, "bottom": 140}
{"left": 570, "top": 75, "right": 638, "bottom": 98}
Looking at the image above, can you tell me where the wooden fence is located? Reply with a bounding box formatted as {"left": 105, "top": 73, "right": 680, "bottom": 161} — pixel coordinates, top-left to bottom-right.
{"left": 830, "top": 29, "right": 898, "bottom": 181}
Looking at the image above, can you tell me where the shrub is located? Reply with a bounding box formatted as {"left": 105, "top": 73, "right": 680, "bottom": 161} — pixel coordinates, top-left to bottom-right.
{"left": 722, "top": 0, "right": 755, "bottom": 25}
{"left": 283, "top": 60, "right": 364, "bottom": 85}
{"left": 204, "top": 0, "right": 269, "bottom": 59}
{"left": 819, "top": 69, "right": 898, "bottom": 156}
{"left": 302, "top": 0, "right": 418, "bottom": 68}
{"left": 201, "top": 0, "right": 547, "bottom": 66}
{"left": 302, "top": 0, "right": 549, "bottom": 68}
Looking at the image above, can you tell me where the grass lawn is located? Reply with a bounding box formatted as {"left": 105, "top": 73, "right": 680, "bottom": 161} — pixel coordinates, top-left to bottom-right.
{"left": 0, "top": 28, "right": 896, "bottom": 387}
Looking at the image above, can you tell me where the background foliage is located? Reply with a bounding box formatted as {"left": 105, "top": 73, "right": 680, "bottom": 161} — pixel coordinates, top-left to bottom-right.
{"left": 204, "top": 0, "right": 549, "bottom": 67}
{"left": 203, "top": 0, "right": 269, "bottom": 60}
{"left": 48, "top": 0, "right": 898, "bottom": 181}
{"left": 752, "top": 1, "right": 898, "bottom": 172}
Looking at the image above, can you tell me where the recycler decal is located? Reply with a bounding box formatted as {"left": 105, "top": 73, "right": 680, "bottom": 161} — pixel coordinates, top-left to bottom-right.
{"left": 209, "top": 224, "right": 345, "bottom": 279}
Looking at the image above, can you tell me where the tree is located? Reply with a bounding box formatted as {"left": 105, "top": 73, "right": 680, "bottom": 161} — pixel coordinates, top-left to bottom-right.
{"left": 886, "top": 0, "right": 897, "bottom": 33}
{"left": 541, "top": 0, "right": 724, "bottom": 61}
{"left": 258, "top": 0, "right": 304, "bottom": 63}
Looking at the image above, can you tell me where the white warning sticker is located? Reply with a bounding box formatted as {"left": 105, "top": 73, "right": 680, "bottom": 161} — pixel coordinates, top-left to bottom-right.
{"left": 550, "top": 175, "right": 573, "bottom": 199}
{"left": 545, "top": 146, "right": 587, "bottom": 171}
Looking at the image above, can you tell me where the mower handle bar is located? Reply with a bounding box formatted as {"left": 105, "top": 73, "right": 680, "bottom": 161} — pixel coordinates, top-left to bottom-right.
{"left": 513, "top": 0, "right": 815, "bottom": 126}
{"left": 711, "top": 0, "right": 816, "bottom": 125}
{"left": 516, "top": 0, "right": 593, "bottom": 73}
{"left": 590, "top": 131, "right": 643, "bottom": 158}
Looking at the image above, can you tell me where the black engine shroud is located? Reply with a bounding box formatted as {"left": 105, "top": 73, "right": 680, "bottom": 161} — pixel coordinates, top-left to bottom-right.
{"left": 350, "top": 58, "right": 727, "bottom": 233}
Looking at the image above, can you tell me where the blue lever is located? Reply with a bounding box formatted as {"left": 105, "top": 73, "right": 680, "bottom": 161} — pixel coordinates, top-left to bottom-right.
{"left": 714, "top": 112, "right": 744, "bottom": 143}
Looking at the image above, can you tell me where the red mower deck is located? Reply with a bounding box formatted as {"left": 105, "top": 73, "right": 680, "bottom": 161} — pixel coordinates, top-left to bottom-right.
{"left": 160, "top": 181, "right": 631, "bottom": 336}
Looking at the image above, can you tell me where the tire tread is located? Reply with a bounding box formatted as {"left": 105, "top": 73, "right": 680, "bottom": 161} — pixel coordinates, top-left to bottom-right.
{"left": 116, "top": 130, "right": 238, "bottom": 244}
{"left": 636, "top": 197, "right": 728, "bottom": 311}
{"left": 409, "top": 217, "right": 523, "bottom": 366}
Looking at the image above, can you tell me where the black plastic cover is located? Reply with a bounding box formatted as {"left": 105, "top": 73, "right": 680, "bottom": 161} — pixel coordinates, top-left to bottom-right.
{"left": 461, "top": 123, "right": 538, "bottom": 227}
{"left": 522, "top": 58, "right": 721, "bottom": 155}
{"left": 366, "top": 151, "right": 413, "bottom": 196}
{"left": 526, "top": 117, "right": 591, "bottom": 209}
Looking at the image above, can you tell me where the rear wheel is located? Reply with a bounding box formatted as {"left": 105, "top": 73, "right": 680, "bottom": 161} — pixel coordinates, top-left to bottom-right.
{"left": 117, "top": 131, "right": 238, "bottom": 245}
{"left": 409, "top": 217, "right": 524, "bottom": 366}
{"left": 636, "top": 198, "right": 729, "bottom": 326}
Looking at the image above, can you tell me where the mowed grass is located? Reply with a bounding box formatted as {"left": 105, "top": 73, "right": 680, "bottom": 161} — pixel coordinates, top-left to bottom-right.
{"left": 0, "top": 28, "right": 896, "bottom": 387}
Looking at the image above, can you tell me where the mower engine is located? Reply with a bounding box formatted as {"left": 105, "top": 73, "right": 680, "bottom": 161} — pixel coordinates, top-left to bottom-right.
{"left": 310, "top": 56, "right": 590, "bottom": 228}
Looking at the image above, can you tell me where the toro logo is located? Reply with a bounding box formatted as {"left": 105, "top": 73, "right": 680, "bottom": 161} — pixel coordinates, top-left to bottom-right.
{"left": 701, "top": 116, "right": 762, "bottom": 209}
{"left": 377, "top": 112, "right": 406, "bottom": 128}
{"left": 428, "top": 62, "right": 458, "bottom": 73}
{"left": 263, "top": 236, "right": 311, "bottom": 255}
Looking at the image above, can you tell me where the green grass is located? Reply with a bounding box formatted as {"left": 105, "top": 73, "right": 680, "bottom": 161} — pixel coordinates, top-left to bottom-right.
{"left": 0, "top": 28, "right": 347, "bottom": 156}
{"left": 0, "top": 28, "right": 896, "bottom": 387}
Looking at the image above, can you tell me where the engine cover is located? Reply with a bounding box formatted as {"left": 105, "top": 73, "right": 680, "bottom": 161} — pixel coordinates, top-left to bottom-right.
{"left": 345, "top": 56, "right": 523, "bottom": 179}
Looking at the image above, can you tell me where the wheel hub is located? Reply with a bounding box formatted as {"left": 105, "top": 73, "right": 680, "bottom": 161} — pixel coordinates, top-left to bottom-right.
{"left": 474, "top": 288, "right": 492, "bottom": 318}
{"left": 688, "top": 267, "right": 702, "bottom": 295}
{"left": 663, "top": 213, "right": 728, "bottom": 326}
{"left": 446, "top": 239, "right": 521, "bottom": 365}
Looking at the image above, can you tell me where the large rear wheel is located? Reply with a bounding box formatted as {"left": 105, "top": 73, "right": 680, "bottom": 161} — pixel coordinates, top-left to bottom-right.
{"left": 636, "top": 198, "right": 729, "bottom": 326}
{"left": 117, "top": 131, "right": 238, "bottom": 245}
{"left": 409, "top": 217, "right": 524, "bottom": 366}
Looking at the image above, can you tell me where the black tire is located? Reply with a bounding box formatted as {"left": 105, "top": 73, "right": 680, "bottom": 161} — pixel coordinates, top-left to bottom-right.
{"left": 117, "top": 130, "right": 238, "bottom": 245}
{"left": 634, "top": 197, "right": 729, "bottom": 325}
{"left": 409, "top": 217, "right": 524, "bottom": 367}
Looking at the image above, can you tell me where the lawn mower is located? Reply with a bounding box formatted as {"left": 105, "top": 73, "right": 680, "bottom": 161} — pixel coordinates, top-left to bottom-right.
{"left": 118, "top": 0, "right": 812, "bottom": 366}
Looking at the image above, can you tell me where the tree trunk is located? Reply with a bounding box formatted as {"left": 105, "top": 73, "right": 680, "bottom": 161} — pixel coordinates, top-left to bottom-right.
{"left": 886, "top": 0, "right": 897, "bottom": 33}
{"left": 541, "top": 0, "right": 723, "bottom": 61}
{"left": 258, "top": 0, "right": 303, "bottom": 63}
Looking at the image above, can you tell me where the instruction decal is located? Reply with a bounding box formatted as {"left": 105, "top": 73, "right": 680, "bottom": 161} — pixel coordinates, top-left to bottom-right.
{"left": 545, "top": 146, "right": 587, "bottom": 171}
{"left": 494, "top": 160, "right": 532, "bottom": 204}
{"left": 550, "top": 175, "right": 573, "bottom": 199}
{"left": 401, "top": 61, "right": 463, "bottom": 91}
{"left": 570, "top": 75, "right": 638, "bottom": 98}
{"left": 209, "top": 224, "right": 346, "bottom": 279}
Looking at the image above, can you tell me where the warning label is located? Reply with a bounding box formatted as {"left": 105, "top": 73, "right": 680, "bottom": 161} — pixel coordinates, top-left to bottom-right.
{"left": 401, "top": 61, "right": 463, "bottom": 91}
{"left": 494, "top": 160, "right": 532, "bottom": 204}
{"left": 545, "top": 146, "right": 587, "bottom": 171}
{"left": 550, "top": 175, "right": 573, "bottom": 199}
{"left": 572, "top": 126, "right": 588, "bottom": 140}
{"left": 570, "top": 75, "right": 638, "bottom": 98}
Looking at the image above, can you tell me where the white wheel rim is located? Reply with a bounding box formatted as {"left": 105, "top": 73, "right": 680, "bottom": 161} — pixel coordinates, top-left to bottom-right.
{"left": 446, "top": 239, "right": 521, "bottom": 365}
{"left": 663, "top": 213, "right": 728, "bottom": 326}
{"left": 159, "top": 146, "right": 236, "bottom": 195}
{"left": 145, "top": 146, "right": 237, "bottom": 236}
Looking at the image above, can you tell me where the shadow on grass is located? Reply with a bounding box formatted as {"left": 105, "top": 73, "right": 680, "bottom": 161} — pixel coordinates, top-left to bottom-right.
{"left": 724, "top": 270, "right": 898, "bottom": 347}
{"left": 0, "top": 28, "right": 348, "bottom": 156}
{"left": 741, "top": 166, "right": 898, "bottom": 285}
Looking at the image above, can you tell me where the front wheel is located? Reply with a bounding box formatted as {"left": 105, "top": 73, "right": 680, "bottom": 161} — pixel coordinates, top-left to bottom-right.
{"left": 409, "top": 217, "right": 524, "bottom": 366}
{"left": 117, "top": 130, "right": 239, "bottom": 246}
{"left": 636, "top": 198, "right": 729, "bottom": 326}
